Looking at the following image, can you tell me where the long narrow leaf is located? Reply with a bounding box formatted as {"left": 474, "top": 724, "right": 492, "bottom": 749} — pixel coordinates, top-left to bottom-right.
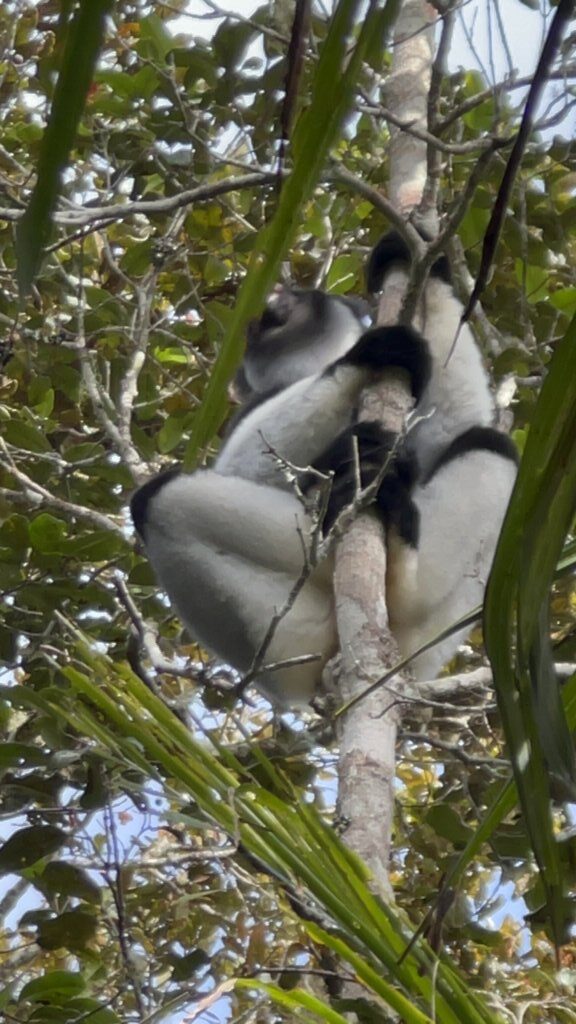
{"left": 237, "top": 980, "right": 351, "bottom": 1024}
{"left": 183, "top": 0, "right": 400, "bottom": 468}
{"left": 47, "top": 637, "right": 503, "bottom": 1024}
{"left": 16, "top": 0, "right": 113, "bottom": 292}
{"left": 484, "top": 315, "right": 576, "bottom": 942}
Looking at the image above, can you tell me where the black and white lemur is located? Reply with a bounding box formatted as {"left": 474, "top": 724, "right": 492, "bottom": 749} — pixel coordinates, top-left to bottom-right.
{"left": 131, "top": 233, "right": 517, "bottom": 705}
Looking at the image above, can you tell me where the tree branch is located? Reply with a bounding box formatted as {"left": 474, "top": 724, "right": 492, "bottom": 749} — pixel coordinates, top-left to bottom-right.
{"left": 0, "top": 172, "right": 277, "bottom": 227}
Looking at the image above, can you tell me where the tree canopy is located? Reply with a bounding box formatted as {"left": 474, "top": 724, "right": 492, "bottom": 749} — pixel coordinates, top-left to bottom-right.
{"left": 1, "top": 2, "right": 576, "bottom": 1023}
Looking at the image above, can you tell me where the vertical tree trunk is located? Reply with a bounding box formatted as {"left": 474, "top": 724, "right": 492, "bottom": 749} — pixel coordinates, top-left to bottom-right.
{"left": 335, "top": 0, "right": 436, "bottom": 894}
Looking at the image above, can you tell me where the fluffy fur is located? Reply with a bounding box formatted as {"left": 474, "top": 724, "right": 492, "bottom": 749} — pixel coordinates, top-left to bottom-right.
{"left": 131, "top": 240, "right": 517, "bottom": 704}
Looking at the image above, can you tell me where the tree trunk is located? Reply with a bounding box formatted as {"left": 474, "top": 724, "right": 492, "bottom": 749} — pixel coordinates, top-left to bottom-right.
{"left": 335, "top": 0, "right": 436, "bottom": 894}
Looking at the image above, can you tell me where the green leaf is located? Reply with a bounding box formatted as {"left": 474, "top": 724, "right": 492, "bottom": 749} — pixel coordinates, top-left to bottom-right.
{"left": 0, "top": 825, "right": 66, "bottom": 874}
{"left": 550, "top": 286, "right": 576, "bottom": 314}
{"left": 3, "top": 420, "right": 53, "bottom": 453}
{"left": 485, "top": 313, "right": 576, "bottom": 944}
{"left": 28, "top": 377, "right": 55, "bottom": 416}
{"left": 40, "top": 862, "right": 101, "bottom": 904}
{"left": 0, "top": 514, "right": 30, "bottom": 551}
{"left": 326, "top": 254, "right": 358, "bottom": 292}
{"left": 121, "top": 239, "right": 153, "bottom": 275}
{"left": 158, "top": 415, "right": 185, "bottom": 454}
{"left": 37, "top": 910, "right": 97, "bottom": 951}
{"left": 514, "top": 259, "right": 549, "bottom": 303}
{"left": 138, "top": 13, "right": 175, "bottom": 60}
{"left": 237, "top": 979, "right": 352, "bottom": 1024}
{"left": 425, "top": 806, "right": 473, "bottom": 847}
{"left": 63, "top": 531, "right": 125, "bottom": 561}
{"left": 29, "top": 514, "right": 68, "bottom": 553}
{"left": 63, "top": 442, "right": 104, "bottom": 463}
{"left": 0, "top": 743, "right": 48, "bottom": 770}
{"left": 19, "top": 970, "right": 86, "bottom": 1004}
{"left": 170, "top": 948, "right": 210, "bottom": 981}
{"left": 153, "top": 346, "right": 189, "bottom": 366}
{"left": 16, "top": 0, "right": 114, "bottom": 292}
{"left": 63, "top": 999, "right": 121, "bottom": 1024}
{"left": 213, "top": 19, "right": 258, "bottom": 71}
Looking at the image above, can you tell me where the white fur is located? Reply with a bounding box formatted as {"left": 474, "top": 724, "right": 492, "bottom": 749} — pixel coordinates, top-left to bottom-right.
{"left": 399, "top": 270, "right": 494, "bottom": 474}
{"left": 216, "top": 364, "right": 367, "bottom": 485}
{"left": 142, "top": 471, "right": 336, "bottom": 704}
{"left": 388, "top": 448, "right": 516, "bottom": 679}
{"left": 140, "top": 447, "right": 515, "bottom": 702}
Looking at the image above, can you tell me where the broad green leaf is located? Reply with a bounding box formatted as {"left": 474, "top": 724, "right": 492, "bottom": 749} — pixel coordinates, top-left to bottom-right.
{"left": 19, "top": 970, "right": 86, "bottom": 1004}
{"left": 0, "top": 825, "right": 66, "bottom": 874}
{"left": 213, "top": 19, "right": 258, "bottom": 71}
{"left": 550, "top": 286, "right": 576, "bottom": 314}
{"left": 425, "top": 805, "right": 473, "bottom": 847}
{"left": 0, "top": 743, "right": 48, "bottom": 770}
{"left": 40, "top": 862, "right": 101, "bottom": 904}
{"left": 3, "top": 420, "right": 53, "bottom": 453}
{"left": 37, "top": 910, "right": 97, "bottom": 952}
{"left": 326, "top": 254, "right": 358, "bottom": 293}
{"left": 29, "top": 513, "right": 67, "bottom": 553}
{"left": 0, "top": 514, "right": 30, "bottom": 550}
{"left": 158, "top": 415, "right": 186, "bottom": 454}
{"left": 139, "top": 13, "right": 177, "bottom": 60}
{"left": 63, "top": 531, "right": 125, "bottom": 561}
{"left": 62, "top": 999, "right": 121, "bottom": 1024}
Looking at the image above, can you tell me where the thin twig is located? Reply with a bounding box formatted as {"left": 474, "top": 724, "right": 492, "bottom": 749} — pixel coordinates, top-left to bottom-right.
{"left": 401, "top": 731, "right": 508, "bottom": 767}
{"left": 358, "top": 101, "right": 499, "bottom": 154}
{"left": 0, "top": 440, "right": 125, "bottom": 537}
{"left": 439, "top": 66, "right": 576, "bottom": 132}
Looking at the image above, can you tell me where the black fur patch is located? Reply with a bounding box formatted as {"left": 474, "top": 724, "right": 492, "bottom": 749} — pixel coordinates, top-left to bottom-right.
{"left": 256, "top": 307, "right": 285, "bottom": 333}
{"left": 426, "top": 426, "right": 518, "bottom": 482}
{"left": 366, "top": 230, "right": 451, "bottom": 293}
{"left": 338, "top": 325, "right": 432, "bottom": 402}
{"left": 131, "top": 468, "right": 181, "bottom": 538}
{"left": 246, "top": 289, "right": 332, "bottom": 359}
{"left": 376, "top": 472, "right": 420, "bottom": 548}
{"left": 302, "top": 421, "right": 420, "bottom": 545}
{"left": 302, "top": 422, "right": 398, "bottom": 533}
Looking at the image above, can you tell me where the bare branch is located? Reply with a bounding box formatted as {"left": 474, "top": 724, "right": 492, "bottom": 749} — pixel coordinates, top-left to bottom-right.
{"left": 0, "top": 172, "right": 277, "bottom": 227}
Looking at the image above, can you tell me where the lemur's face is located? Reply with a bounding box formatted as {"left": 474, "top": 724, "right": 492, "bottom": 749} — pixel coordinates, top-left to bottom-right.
{"left": 248, "top": 287, "right": 328, "bottom": 344}
{"left": 238, "top": 287, "right": 369, "bottom": 397}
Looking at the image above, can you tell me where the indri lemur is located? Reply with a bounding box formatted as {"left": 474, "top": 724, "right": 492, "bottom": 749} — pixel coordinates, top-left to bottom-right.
{"left": 131, "top": 234, "right": 517, "bottom": 704}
